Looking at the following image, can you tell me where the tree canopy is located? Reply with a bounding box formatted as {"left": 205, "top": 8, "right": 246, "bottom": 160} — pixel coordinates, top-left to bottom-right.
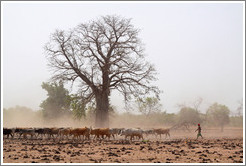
{"left": 206, "top": 103, "right": 230, "bottom": 132}
{"left": 45, "top": 15, "right": 160, "bottom": 127}
{"left": 178, "top": 107, "right": 201, "bottom": 125}
{"left": 40, "top": 81, "right": 71, "bottom": 118}
{"left": 136, "top": 97, "right": 162, "bottom": 116}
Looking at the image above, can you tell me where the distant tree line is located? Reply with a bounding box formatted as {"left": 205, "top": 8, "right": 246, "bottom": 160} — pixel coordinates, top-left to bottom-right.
{"left": 37, "top": 81, "right": 242, "bottom": 131}
{"left": 3, "top": 103, "right": 242, "bottom": 130}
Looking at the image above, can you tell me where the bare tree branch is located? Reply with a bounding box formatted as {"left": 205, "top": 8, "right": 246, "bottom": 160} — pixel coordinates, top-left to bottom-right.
{"left": 44, "top": 15, "right": 160, "bottom": 127}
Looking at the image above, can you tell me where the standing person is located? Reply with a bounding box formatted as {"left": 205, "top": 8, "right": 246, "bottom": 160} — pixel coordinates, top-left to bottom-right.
{"left": 195, "top": 123, "right": 203, "bottom": 139}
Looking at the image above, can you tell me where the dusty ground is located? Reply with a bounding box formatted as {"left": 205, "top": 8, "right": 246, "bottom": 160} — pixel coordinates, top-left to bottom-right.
{"left": 2, "top": 128, "right": 244, "bottom": 163}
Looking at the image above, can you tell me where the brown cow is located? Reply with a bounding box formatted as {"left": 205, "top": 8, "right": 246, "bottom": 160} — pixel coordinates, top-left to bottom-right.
{"left": 44, "top": 127, "right": 62, "bottom": 139}
{"left": 90, "top": 128, "right": 111, "bottom": 140}
{"left": 58, "top": 128, "right": 71, "bottom": 140}
{"left": 69, "top": 127, "right": 91, "bottom": 140}
{"left": 153, "top": 128, "right": 170, "bottom": 139}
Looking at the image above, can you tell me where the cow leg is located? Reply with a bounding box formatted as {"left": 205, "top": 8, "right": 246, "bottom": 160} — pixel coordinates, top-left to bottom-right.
{"left": 23, "top": 134, "right": 26, "bottom": 139}
{"left": 166, "top": 133, "right": 170, "bottom": 138}
{"left": 19, "top": 133, "right": 23, "bottom": 139}
{"left": 72, "top": 135, "right": 76, "bottom": 141}
{"left": 53, "top": 135, "right": 56, "bottom": 141}
{"left": 81, "top": 135, "right": 83, "bottom": 141}
{"left": 86, "top": 134, "right": 89, "bottom": 140}
{"left": 81, "top": 134, "right": 84, "bottom": 140}
{"left": 61, "top": 134, "right": 64, "bottom": 141}
{"left": 59, "top": 134, "right": 62, "bottom": 141}
{"left": 86, "top": 134, "right": 90, "bottom": 140}
{"left": 84, "top": 134, "right": 87, "bottom": 140}
{"left": 48, "top": 134, "right": 52, "bottom": 139}
{"left": 71, "top": 135, "right": 74, "bottom": 141}
{"left": 94, "top": 135, "right": 97, "bottom": 140}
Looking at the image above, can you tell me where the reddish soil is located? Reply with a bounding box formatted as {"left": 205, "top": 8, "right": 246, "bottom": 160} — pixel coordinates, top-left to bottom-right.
{"left": 2, "top": 128, "right": 243, "bottom": 163}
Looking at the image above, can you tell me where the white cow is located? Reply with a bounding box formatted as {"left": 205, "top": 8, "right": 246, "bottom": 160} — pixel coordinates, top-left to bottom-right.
{"left": 142, "top": 129, "right": 155, "bottom": 137}
{"left": 120, "top": 128, "right": 144, "bottom": 141}
{"left": 109, "top": 128, "right": 124, "bottom": 139}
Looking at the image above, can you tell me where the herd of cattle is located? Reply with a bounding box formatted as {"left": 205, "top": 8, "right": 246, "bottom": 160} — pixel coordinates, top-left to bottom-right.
{"left": 3, "top": 127, "right": 170, "bottom": 141}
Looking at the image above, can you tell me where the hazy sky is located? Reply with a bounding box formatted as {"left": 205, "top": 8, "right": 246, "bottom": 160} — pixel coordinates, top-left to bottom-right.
{"left": 2, "top": 2, "right": 244, "bottom": 114}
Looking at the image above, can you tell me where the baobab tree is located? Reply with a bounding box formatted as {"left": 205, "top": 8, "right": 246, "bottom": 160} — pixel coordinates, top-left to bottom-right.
{"left": 45, "top": 15, "right": 160, "bottom": 127}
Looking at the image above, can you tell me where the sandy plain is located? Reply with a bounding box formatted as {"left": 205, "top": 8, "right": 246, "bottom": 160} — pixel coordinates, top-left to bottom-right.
{"left": 2, "top": 127, "right": 243, "bottom": 163}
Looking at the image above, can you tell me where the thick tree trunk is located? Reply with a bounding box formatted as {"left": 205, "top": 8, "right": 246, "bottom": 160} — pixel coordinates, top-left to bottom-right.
{"left": 95, "top": 91, "right": 109, "bottom": 128}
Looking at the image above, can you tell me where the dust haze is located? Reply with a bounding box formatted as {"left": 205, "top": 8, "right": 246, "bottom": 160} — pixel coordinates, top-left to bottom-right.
{"left": 3, "top": 106, "right": 243, "bottom": 134}
{"left": 3, "top": 107, "right": 166, "bottom": 129}
{"left": 3, "top": 107, "right": 88, "bottom": 128}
